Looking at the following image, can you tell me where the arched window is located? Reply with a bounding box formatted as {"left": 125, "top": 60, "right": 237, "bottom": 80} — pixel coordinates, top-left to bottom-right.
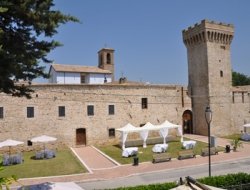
{"left": 107, "top": 53, "right": 111, "bottom": 64}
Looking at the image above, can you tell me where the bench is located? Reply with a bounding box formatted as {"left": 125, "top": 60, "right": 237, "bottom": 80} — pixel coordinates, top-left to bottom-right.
{"left": 201, "top": 147, "right": 219, "bottom": 156}
{"left": 152, "top": 153, "right": 171, "bottom": 163}
{"left": 178, "top": 149, "right": 196, "bottom": 160}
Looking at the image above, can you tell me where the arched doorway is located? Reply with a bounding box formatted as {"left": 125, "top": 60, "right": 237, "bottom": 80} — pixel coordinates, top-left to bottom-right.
{"left": 182, "top": 110, "right": 193, "bottom": 134}
{"left": 76, "top": 128, "right": 86, "bottom": 146}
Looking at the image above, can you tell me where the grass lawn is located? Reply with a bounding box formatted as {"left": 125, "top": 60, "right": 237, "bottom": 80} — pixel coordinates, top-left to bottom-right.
{"left": 97, "top": 138, "right": 225, "bottom": 164}
{"left": 0, "top": 148, "right": 87, "bottom": 178}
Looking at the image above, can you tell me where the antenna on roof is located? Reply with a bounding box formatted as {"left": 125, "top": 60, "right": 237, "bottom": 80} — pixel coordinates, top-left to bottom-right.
{"left": 104, "top": 43, "right": 108, "bottom": 48}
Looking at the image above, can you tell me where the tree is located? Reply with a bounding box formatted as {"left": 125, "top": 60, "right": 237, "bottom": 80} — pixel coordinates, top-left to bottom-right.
{"left": 232, "top": 71, "right": 250, "bottom": 86}
{"left": 0, "top": 0, "right": 79, "bottom": 98}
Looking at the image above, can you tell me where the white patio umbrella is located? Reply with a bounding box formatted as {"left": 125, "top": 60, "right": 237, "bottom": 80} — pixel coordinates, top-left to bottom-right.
{"left": 0, "top": 139, "right": 24, "bottom": 156}
{"left": 31, "top": 135, "right": 57, "bottom": 152}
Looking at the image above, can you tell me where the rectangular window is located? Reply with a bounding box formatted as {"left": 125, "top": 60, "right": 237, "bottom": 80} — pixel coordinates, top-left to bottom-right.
{"left": 108, "top": 105, "right": 115, "bottom": 115}
{"left": 220, "top": 70, "right": 223, "bottom": 77}
{"left": 141, "top": 98, "right": 148, "bottom": 109}
{"left": 81, "top": 75, "right": 86, "bottom": 84}
{"left": 59, "top": 106, "right": 65, "bottom": 117}
{"left": 220, "top": 45, "right": 226, "bottom": 50}
{"left": 27, "top": 107, "right": 34, "bottom": 118}
{"left": 87, "top": 105, "right": 94, "bottom": 116}
{"left": 0, "top": 107, "right": 3, "bottom": 119}
{"left": 109, "top": 128, "right": 115, "bottom": 137}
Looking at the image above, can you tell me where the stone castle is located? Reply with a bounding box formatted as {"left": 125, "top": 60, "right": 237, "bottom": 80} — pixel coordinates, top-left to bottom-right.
{"left": 0, "top": 20, "right": 249, "bottom": 148}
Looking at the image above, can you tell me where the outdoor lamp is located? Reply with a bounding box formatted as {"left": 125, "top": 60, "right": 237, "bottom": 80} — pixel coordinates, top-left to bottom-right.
{"left": 205, "top": 105, "right": 212, "bottom": 177}
{"left": 205, "top": 106, "right": 212, "bottom": 124}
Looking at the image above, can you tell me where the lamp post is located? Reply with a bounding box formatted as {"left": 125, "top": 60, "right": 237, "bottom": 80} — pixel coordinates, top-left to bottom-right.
{"left": 205, "top": 106, "right": 212, "bottom": 177}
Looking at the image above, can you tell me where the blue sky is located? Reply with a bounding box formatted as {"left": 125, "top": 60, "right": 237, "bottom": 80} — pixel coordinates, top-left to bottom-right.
{"left": 42, "top": 0, "right": 250, "bottom": 85}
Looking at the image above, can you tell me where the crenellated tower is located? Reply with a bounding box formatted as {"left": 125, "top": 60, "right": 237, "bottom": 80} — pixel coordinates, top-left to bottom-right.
{"left": 182, "top": 19, "right": 234, "bottom": 136}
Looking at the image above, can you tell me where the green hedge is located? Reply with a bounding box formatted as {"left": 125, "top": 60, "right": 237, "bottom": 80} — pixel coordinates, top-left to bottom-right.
{"left": 108, "top": 173, "right": 250, "bottom": 190}
{"left": 108, "top": 182, "right": 177, "bottom": 190}
{"left": 198, "top": 173, "right": 250, "bottom": 189}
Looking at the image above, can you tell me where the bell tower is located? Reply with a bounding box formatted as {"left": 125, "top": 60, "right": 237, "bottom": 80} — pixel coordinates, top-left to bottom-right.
{"left": 98, "top": 48, "right": 115, "bottom": 81}
{"left": 182, "top": 20, "right": 234, "bottom": 136}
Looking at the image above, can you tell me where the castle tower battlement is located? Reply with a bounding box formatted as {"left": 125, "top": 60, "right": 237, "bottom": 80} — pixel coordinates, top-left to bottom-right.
{"left": 182, "top": 20, "right": 235, "bottom": 136}
{"left": 183, "top": 19, "right": 234, "bottom": 47}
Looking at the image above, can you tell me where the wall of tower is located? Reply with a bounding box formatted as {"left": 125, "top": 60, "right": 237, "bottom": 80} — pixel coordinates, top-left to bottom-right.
{"left": 183, "top": 20, "right": 235, "bottom": 136}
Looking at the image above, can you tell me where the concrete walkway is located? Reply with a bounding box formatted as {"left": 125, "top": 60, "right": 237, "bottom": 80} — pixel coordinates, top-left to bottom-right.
{"left": 13, "top": 135, "right": 250, "bottom": 189}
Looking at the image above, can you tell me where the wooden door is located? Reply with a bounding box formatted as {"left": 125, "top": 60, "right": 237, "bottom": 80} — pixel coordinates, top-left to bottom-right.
{"left": 76, "top": 128, "right": 86, "bottom": 146}
{"left": 182, "top": 110, "right": 193, "bottom": 134}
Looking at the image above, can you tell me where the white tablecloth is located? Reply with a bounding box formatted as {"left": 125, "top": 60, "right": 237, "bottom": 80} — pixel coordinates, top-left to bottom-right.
{"left": 152, "top": 144, "right": 168, "bottom": 153}
{"left": 241, "top": 133, "right": 250, "bottom": 141}
{"left": 182, "top": 140, "right": 196, "bottom": 149}
{"left": 122, "top": 147, "right": 138, "bottom": 157}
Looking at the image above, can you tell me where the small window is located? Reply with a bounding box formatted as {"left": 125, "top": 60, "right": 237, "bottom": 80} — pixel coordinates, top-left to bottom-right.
{"left": 220, "top": 70, "right": 223, "bottom": 77}
{"left": 59, "top": 106, "right": 65, "bottom": 117}
{"left": 141, "top": 98, "right": 148, "bottom": 109}
{"left": 87, "top": 105, "right": 94, "bottom": 116}
{"left": 0, "top": 107, "right": 3, "bottom": 119}
{"left": 140, "top": 124, "right": 145, "bottom": 127}
{"left": 220, "top": 45, "right": 226, "bottom": 50}
{"left": 107, "top": 53, "right": 111, "bottom": 64}
{"left": 81, "top": 75, "right": 86, "bottom": 84}
{"left": 109, "top": 128, "right": 115, "bottom": 137}
{"left": 108, "top": 105, "right": 115, "bottom": 115}
{"left": 27, "top": 107, "right": 34, "bottom": 118}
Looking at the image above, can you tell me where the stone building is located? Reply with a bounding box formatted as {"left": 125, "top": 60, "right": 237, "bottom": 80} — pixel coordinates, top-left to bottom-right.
{"left": 182, "top": 19, "right": 250, "bottom": 136}
{"left": 0, "top": 20, "right": 249, "bottom": 148}
{"left": 49, "top": 48, "right": 114, "bottom": 84}
{"left": 0, "top": 83, "right": 190, "bottom": 147}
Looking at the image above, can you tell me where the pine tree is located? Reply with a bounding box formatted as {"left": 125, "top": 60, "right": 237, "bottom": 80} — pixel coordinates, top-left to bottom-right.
{"left": 0, "top": 0, "right": 79, "bottom": 98}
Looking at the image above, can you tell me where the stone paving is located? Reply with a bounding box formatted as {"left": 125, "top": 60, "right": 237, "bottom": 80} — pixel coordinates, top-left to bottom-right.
{"left": 13, "top": 134, "right": 250, "bottom": 189}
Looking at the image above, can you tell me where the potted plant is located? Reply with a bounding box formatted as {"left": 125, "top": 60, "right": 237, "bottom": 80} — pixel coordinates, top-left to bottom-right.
{"left": 230, "top": 137, "right": 243, "bottom": 152}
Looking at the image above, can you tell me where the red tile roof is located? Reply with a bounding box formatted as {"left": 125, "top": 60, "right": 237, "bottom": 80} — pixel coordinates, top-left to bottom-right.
{"left": 50, "top": 64, "right": 112, "bottom": 74}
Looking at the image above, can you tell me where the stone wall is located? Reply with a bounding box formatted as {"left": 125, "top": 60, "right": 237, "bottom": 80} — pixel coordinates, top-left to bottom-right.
{"left": 0, "top": 83, "right": 191, "bottom": 149}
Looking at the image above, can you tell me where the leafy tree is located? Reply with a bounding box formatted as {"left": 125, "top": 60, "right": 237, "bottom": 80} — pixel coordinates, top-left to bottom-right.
{"left": 232, "top": 71, "right": 250, "bottom": 86}
{"left": 0, "top": 0, "right": 79, "bottom": 98}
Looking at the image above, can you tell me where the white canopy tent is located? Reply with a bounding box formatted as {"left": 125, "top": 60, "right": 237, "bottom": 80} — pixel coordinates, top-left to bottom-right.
{"left": 156, "top": 120, "right": 183, "bottom": 144}
{"left": 139, "top": 122, "right": 154, "bottom": 148}
{"left": 116, "top": 123, "right": 141, "bottom": 150}
{"left": 116, "top": 120, "right": 183, "bottom": 149}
